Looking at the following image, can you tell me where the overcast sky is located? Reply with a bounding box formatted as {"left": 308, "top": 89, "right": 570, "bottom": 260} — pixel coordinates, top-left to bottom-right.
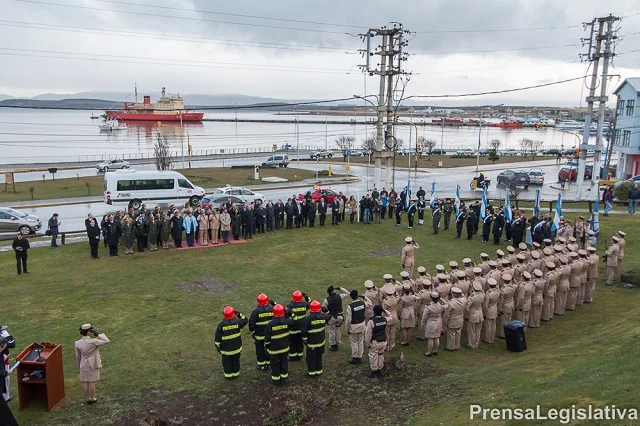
{"left": 1, "top": 0, "right": 639, "bottom": 106}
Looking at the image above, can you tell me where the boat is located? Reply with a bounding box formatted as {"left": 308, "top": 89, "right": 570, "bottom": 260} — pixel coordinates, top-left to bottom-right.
{"left": 431, "top": 118, "right": 464, "bottom": 125}
{"left": 98, "top": 119, "right": 128, "bottom": 132}
{"left": 488, "top": 120, "right": 522, "bottom": 128}
{"left": 555, "top": 120, "right": 585, "bottom": 130}
{"left": 105, "top": 87, "right": 204, "bottom": 122}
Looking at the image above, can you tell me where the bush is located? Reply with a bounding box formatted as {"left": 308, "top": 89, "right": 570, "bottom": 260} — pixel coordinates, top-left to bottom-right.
{"left": 614, "top": 181, "right": 633, "bottom": 201}
{"left": 488, "top": 149, "right": 500, "bottom": 164}
{"left": 450, "top": 154, "right": 475, "bottom": 158}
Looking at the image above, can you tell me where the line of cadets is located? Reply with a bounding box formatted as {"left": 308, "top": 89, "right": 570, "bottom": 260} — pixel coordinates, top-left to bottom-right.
{"left": 213, "top": 230, "right": 625, "bottom": 383}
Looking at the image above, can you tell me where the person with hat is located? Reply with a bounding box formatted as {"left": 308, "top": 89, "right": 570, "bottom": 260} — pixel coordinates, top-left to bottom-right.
{"left": 486, "top": 261, "right": 501, "bottom": 290}
{"left": 466, "top": 209, "right": 476, "bottom": 240}
{"left": 555, "top": 256, "right": 571, "bottom": 315}
{"left": 448, "top": 261, "right": 460, "bottom": 285}
{"left": 481, "top": 210, "right": 493, "bottom": 243}
{"left": 481, "top": 278, "right": 500, "bottom": 343}
{"left": 492, "top": 208, "right": 505, "bottom": 245}
{"left": 397, "top": 284, "right": 420, "bottom": 346}
{"left": 435, "top": 273, "right": 452, "bottom": 301}
{"left": 345, "top": 290, "right": 372, "bottom": 364}
{"left": 566, "top": 252, "right": 582, "bottom": 311}
{"left": 454, "top": 270, "right": 471, "bottom": 296}
{"left": 518, "top": 242, "right": 530, "bottom": 260}
{"left": 497, "top": 274, "right": 516, "bottom": 338}
{"left": 381, "top": 284, "right": 400, "bottom": 350}
{"left": 500, "top": 259, "right": 514, "bottom": 284}
{"left": 542, "top": 261, "right": 558, "bottom": 321}
{"left": 513, "top": 254, "right": 528, "bottom": 282}
{"left": 574, "top": 216, "right": 586, "bottom": 249}
{"left": 516, "top": 271, "right": 534, "bottom": 324}
{"left": 462, "top": 258, "right": 475, "bottom": 281}
{"left": 616, "top": 231, "right": 626, "bottom": 279}
{"left": 421, "top": 292, "right": 445, "bottom": 356}
{"left": 415, "top": 266, "right": 432, "bottom": 292}
{"left": 471, "top": 267, "right": 486, "bottom": 294}
{"left": 286, "top": 290, "right": 311, "bottom": 361}
{"left": 510, "top": 213, "right": 526, "bottom": 247}
{"left": 431, "top": 201, "right": 442, "bottom": 234}
{"left": 214, "top": 306, "right": 248, "bottom": 380}
{"left": 455, "top": 205, "right": 466, "bottom": 239}
{"left": 529, "top": 251, "right": 543, "bottom": 273}
{"left": 264, "top": 304, "right": 295, "bottom": 386}
{"left": 398, "top": 271, "right": 413, "bottom": 294}
{"left": 506, "top": 246, "right": 517, "bottom": 266}
{"left": 171, "top": 209, "right": 185, "bottom": 247}
{"left": 75, "top": 324, "right": 110, "bottom": 404}
{"left": 365, "top": 305, "right": 391, "bottom": 378}
{"left": 249, "top": 294, "right": 275, "bottom": 371}
{"left": 567, "top": 236, "right": 579, "bottom": 254}
{"left": 301, "top": 301, "right": 332, "bottom": 377}
{"left": 585, "top": 247, "right": 599, "bottom": 303}
{"left": 576, "top": 249, "right": 589, "bottom": 306}
{"left": 443, "top": 287, "right": 465, "bottom": 351}
{"left": 478, "top": 253, "right": 491, "bottom": 275}
{"left": 322, "top": 286, "right": 350, "bottom": 352}
{"left": 401, "top": 237, "right": 420, "bottom": 278}
{"left": 465, "top": 281, "right": 485, "bottom": 348}
{"left": 416, "top": 277, "right": 433, "bottom": 339}
{"left": 434, "top": 264, "right": 446, "bottom": 280}
{"left": 495, "top": 250, "right": 505, "bottom": 270}
{"left": 11, "top": 233, "right": 30, "bottom": 276}
{"left": 104, "top": 214, "right": 122, "bottom": 256}
{"left": 604, "top": 236, "right": 620, "bottom": 286}
{"left": 529, "top": 269, "right": 546, "bottom": 328}
{"left": 363, "top": 280, "right": 382, "bottom": 322}
{"left": 442, "top": 198, "right": 454, "bottom": 230}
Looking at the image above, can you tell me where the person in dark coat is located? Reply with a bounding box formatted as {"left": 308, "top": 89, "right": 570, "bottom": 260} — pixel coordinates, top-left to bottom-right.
{"left": 307, "top": 200, "right": 317, "bottom": 228}
{"left": 232, "top": 207, "right": 242, "bottom": 240}
{"left": 133, "top": 215, "right": 147, "bottom": 253}
{"left": 242, "top": 205, "right": 253, "bottom": 239}
{"left": 47, "top": 213, "right": 61, "bottom": 248}
{"left": 171, "top": 212, "right": 184, "bottom": 248}
{"left": 481, "top": 213, "right": 493, "bottom": 243}
{"left": 455, "top": 207, "right": 466, "bottom": 239}
{"left": 0, "top": 337, "right": 18, "bottom": 425}
{"left": 330, "top": 197, "right": 340, "bottom": 226}
{"left": 105, "top": 215, "right": 121, "bottom": 256}
{"left": 395, "top": 198, "right": 403, "bottom": 226}
{"left": 100, "top": 215, "right": 108, "bottom": 247}
{"left": 317, "top": 197, "right": 328, "bottom": 226}
{"left": 86, "top": 218, "right": 101, "bottom": 259}
{"left": 255, "top": 204, "right": 266, "bottom": 234}
{"left": 492, "top": 210, "right": 505, "bottom": 245}
{"left": 510, "top": 214, "right": 526, "bottom": 247}
{"left": 266, "top": 201, "right": 275, "bottom": 232}
{"left": 295, "top": 200, "right": 304, "bottom": 228}
{"left": 12, "top": 233, "right": 30, "bottom": 275}
{"left": 284, "top": 199, "right": 294, "bottom": 229}
{"left": 466, "top": 210, "right": 476, "bottom": 240}
{"left": 274, "top": 200, "right": 284, "bottom": 229}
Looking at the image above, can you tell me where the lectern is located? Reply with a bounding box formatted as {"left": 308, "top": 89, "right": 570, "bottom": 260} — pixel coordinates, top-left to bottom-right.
{"left": 16, "top": 342, "right": 65, "bottom": 411}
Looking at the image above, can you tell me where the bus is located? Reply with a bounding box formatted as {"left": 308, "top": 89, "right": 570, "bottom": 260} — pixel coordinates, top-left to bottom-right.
{"left": 104, "top": 170, "right": 205, "bottom": 209}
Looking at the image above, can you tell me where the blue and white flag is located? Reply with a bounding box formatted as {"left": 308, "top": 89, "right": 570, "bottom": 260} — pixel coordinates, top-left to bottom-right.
{"left": 454, "top": 184, "right": 461, "bottom": 214}
{"left": 504, "top": 188, "right": 512, "bottom": 223}
{"left": 590, "top": 199, "right": 600, "bottom": 237}
{"left": 551, "top": 192, "right": 563, "bottom": 231}
{"left": 480, "top": 186, "right": 488, "bottom": 219}
{"left": 533, "top": 189, "right": 541, "bottom": 218}
{"left": 429, "top": 181, "right": 436, "bottom": 208}
{"left": 406, "top": 180, "right": 411, "bottom": 209}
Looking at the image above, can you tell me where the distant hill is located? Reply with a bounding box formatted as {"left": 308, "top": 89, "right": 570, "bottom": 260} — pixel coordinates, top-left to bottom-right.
{"left": 0, "top": 94, "right": 13, "bottom": 101}
{"left": 0, "top": 98, "right": 117, "bottom": 110}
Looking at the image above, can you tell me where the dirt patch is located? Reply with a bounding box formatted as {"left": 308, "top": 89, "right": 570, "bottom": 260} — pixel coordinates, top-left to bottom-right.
{"left": 175, "top": 277, "right": 233, "bottom": 293}
{"left": 368, "top": 246, "right": 400, "bottom": 257}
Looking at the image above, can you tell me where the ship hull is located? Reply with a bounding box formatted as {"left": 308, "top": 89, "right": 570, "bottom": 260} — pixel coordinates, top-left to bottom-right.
{"left": 105, "top": 112, "right": 204, "bottom": 122}
{"left": 488, "top": 123, "right": 522, "bottom": 128}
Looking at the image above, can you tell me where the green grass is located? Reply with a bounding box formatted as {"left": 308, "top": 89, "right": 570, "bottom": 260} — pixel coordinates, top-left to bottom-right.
{"left": 0, "top": 167, "right": 320, "bottom": 203}
{"left": 1, "top": 215, "right": 638, "bottom": 425}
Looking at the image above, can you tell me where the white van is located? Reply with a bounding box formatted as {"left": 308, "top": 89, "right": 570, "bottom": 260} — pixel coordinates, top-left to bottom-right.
{"left": 104, "top": 170, "right": 205, "bottom": 209}
{"left": 262, "top": 154, "right": 289, "bottom": 168}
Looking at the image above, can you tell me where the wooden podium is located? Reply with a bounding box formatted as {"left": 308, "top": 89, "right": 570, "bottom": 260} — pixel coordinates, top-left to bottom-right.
{"left": 16, "top": 342, "right": 65, "bottom": 411}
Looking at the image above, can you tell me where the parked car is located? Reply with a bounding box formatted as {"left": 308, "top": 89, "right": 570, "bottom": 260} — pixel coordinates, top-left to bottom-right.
{"left": 298, "top": 188, "right": 338, "bottom": 204}
{"left": 262, "top": 154, "right": 289, "bottom": 168}
{"left": 496, "top": 169, "right": 531, "bottom": 188}
{"left": 528, "top": 169, "right": 545, "bottom": 185}
{"left": 430, "top": 148, "right": 447, "bottom": 155}
{"left": 200, "top": 194, "right": 244, "bottom": 207}
{"left": 501, "top": 149, "right": 520, "bottom": 156}
{"left": 455, "top": 149, "right": 475, "bottom": 156}
{"left": 310, "top": 149, "right": 333, "bottom": 159}
{"left": 348, "top": 149, "right": 365, "bottom": 157}
{"left": 561, "top": 148, "right": 577, "bottom": 157}
{"left": 96, "top": 158, "right": 130, "bottom": 172}
{"left": 0, "top": 207, "right": 42, "bottom": 235}
{"left": 210, "top": 187, "right": 265, "bottom": 204}
{"left": 557, "top": 166, "right": 592, "bottom": 182}
{"left": 478, "top": 149, "right": 492, "bottom": 156}
{"left": 541, "top": 149, "right": 561, "bottom": 156}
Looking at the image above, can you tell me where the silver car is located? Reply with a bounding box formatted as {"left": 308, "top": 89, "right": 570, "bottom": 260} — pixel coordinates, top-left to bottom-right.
{"left": 0, "top": 207, "right": 42, "bottom": 235}
{"left": 96, "top": 158, "right": 130, "bottom": 172}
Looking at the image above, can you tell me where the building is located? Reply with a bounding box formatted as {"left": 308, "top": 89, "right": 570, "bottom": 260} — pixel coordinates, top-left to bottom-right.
{"left": 613, "top": 78, "right": 640, "bottom": 179}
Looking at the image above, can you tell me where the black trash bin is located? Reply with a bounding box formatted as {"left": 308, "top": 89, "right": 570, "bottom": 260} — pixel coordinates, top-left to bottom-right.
{"left": 503, "top": 320, "right": 527, "bottom": 352}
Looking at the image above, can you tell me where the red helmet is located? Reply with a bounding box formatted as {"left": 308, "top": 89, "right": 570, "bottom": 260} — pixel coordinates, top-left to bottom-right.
{"left": 273, "top": 304, "right": 285, "bottom": 318}
{"left": 223, "top": 306, "right": 235, "bottom": 320}
{"left": 292, "top": 290, "right": 303, "bottom": 303}
{"left": 309, "top": 300, "right": 321, "bottom": 313}
{"left": 257, "top": 293, "right": 269, "bottom": 306}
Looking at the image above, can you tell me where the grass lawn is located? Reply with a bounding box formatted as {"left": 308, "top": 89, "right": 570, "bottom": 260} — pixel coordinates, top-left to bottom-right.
{"left": 1, "top": 215, "right": 638, "bottom": 425}
{"left": 323, "top": 154, "right": 551, "bottom": 169}
{"left": 0, "top": 167, "right": 319, "bottom": 203}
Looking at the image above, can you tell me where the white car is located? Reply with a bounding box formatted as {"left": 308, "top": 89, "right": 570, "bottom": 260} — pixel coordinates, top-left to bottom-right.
{"left": 310, "top": 149, "right": 333, "bottom": 159}
{"left": 528, "top": 169, "right": 545, "bottom": 185}
{"left": 96, "top": 158, "right": 130, "bottom": 172}
{"left": 455, "top": 149, "right": 475, "bottom": 156}
{"left": 210, "top": 187, "right": 265, "bottom": 204}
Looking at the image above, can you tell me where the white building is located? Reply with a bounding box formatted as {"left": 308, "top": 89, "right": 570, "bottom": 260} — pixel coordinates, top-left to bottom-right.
{"left": 613, "top": 78, "right": 640, "bottom": 179}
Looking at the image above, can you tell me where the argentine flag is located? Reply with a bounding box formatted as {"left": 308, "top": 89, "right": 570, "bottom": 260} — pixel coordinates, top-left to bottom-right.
{"left": 480, "top": 186, "right": 488, "bottom": 219}
{"left": 454, "top": 184, "right": 461, "bottom": 215}
{"left": 551, "top": 192, "right": 563, "bottom": 232}
{"left": 533, "top": 189, "right": 541, "bottom": 218}
{"left": 429, "top": 181, "right": 436, "bottom": 208}
{"left": 504, "top": 188, "right": 512, "bottom": 223}
{"left": 590, "top": 199, "right": 600, "bottom": 237}
{"left": 406, "top": 180, "right": 411, "bottom": 209}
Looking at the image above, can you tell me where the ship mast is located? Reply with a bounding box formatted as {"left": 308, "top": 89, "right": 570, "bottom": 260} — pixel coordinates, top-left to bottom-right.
{"left": 134, "top": 82, "right": 138, "bottom": 103}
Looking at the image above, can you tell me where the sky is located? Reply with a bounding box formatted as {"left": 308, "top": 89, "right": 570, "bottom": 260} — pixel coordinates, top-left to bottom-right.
{"left": 1, "top": 0, "right": 639, "bottom": 106}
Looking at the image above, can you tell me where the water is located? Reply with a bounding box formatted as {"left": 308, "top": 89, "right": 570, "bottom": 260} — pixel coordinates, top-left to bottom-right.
{"left": 0, "top": 109, "right": 583, "bottom": 165}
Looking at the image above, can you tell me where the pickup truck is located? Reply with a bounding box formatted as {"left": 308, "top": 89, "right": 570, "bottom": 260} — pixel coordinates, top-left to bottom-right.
{"left": 310, "top": 149, "right": 333, "bottom": 159}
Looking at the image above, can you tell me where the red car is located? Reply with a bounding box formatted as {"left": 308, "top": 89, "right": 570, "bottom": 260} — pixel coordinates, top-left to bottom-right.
{"left": 297, "top": 188, "right": 338, "bottom": 204}
{"left": 558, "top": 166, "right": 593, "bottom": 182}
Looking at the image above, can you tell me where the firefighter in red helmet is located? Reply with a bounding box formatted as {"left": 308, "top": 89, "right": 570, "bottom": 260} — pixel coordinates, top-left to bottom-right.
{"left": 214, "top": 305, "right": 248, "bottom": 379}
{"left": 300, "top": 300, "right": 332, "bottom": 376}
{"left": 286, "top": 290, "right": 311, "bottom": 361}
{"left": 249, "top": 293, "right": 275, "bottom": 370}
{"left": 264, "top": 304, "right": 295, "bottom": 386}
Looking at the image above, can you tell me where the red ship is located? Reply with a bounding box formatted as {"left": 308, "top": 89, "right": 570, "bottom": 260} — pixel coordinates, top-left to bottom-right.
{"left": 488, "top": 120, "right": 522, "bottom": 128}
{"left": 105, "top": 87, "right": 204, "bottom": 122}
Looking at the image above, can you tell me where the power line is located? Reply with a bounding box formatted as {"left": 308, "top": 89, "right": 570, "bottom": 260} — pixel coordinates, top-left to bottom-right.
{"left": 415, "top": 24, "right": 580, "bottom": 34}
{"left": 413, "top": 43, "right": 579, "bottom": 56}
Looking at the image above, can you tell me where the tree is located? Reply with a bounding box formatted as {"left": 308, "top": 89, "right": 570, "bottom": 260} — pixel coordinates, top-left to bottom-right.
{"left": 154, "top": 133, "right": 173, "bottom": 170}
{"left": 519, "top": 138, "right": 532, "bottom": 156}
{"left": 395, "top": 138, "right": 405, "bottom": 152}
{"left": 361, "top": 136, "right": 376, "bottom": 152}
{"left": 530, "top": 140, "right": 543, "bottom": 159}
{"left": 418, "top": 136, "right": 437, "bottom": 159}
{"left": 335, "top": 135, "right": 355, "bottom": 162}
{"left": 489, "top": 139, "right": 502, "bottom": 152}
{"left": 488, "top": 149, "right": 500, "bottom": 164}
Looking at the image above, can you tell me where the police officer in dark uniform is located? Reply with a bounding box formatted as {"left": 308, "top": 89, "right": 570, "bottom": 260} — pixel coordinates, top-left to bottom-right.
{"left": 214, "top": 306, "right": 248, "bottom": 380}
{"left": 395, "top": 198, "right": 403, "bottom": 226}
{"left": 511, "top": 214, "right": 526, "bottom": 247}
{"left": 249, "top": 293, "right": 274, "bottom": 370}
{"left": 482, "top": 212, "right": 494, "bottom": 243}
{"left": 432, "top": 202, "right": 442, "bottom": 234}
{"left": 417, "top": 197, "right": 427, "bottom": 225}
{"left": 443, "top": 198, "right": 454, "bottom": 230}
{"left": 493, "top": 209, "right": 505, "bottom": 245}
{"left": 466, "top": 210, "right": 477, "bottom": 240}
{"left": 264, "top": 304, "right": 295, "bottom": 386}
{"left": 286, "top": 290, "right": 311, "bottom": 361}
{"left": 300, "top": 300, "right": 332, "bottom": 377}
{"left": 455, "top": 207, "right": 466, "bottom": 239}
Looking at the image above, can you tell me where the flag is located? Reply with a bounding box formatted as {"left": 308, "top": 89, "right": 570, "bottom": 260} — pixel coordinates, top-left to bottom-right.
{"left": 480, "top": 186, "right": 488, "bottom": 219}
{"left": 477, "top": 126, "right": 482, "bottom": 150}
{"left": 454, "top": 184, "right": 461, "bottom": 214}
{"left": 406, "top": 180, "right": 411, "bottom": 209}
{"left": 533, "top": 189, "right": 541, "bottom": 218}
{"left": 429, "top": 181, "right": 436, "bottom": 208}
{"left": 504, "top": 188, "right": 512, "bottom": 223}
{"left": 551, "top": 192, "right": 563, "bottom": 232}
{"left": 590, "top": 199, "right": 600, "bottom": 237}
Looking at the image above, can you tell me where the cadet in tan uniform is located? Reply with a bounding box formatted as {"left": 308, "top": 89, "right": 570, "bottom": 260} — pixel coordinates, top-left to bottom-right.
{"left": 529, "top": 251, "right": 543, "bottom": 273}
{"left": 421, "top": 292, "right": 444, "bottom": 356}
{"left": 604, "top": 236, "right": 620, "bottom": 286}
{"left": 365, "top": 305, "right": 391, "bottom": 378}
{"left": 478, "top": 253, "right": 491, "bottom": 275}
{"left": 513, "top": 254, "right": 527, "bottom": 282}
{"left": 465, "top": 281, "right": 485, "bottom": 349}
{"left": 363, "top": 280, "right": 381, "bottom": 323}
{"left": 585, "top": 247, "right": 599, "bottom": 303}
{"left": 516, "top": 271, "right": 534, "bottom": 325}
{"left": 530, "top": 242, "right": 542, "bottom": 260}
{"left": 345, "top": 290, "right": 372, "bottom": 364}
{"left": 616, "top": 231, "right": 626, "bottom": 279}
{"left": 444, "top": 287, "right": 466, "bottom": 351}
{"left": 435, "top": 273, "right": 452, "bottom": 301}
{"left": 566, "top": 252, "right": 582, "bottom": 311}
{"left": 322, "top": 286, "right": 351, "bottom": 351}
{"left": 415, "top": 266, "right": 432, "bottom": 291}
{"left": 567, "top": 236, "right": 579, "bottom": 253}
{"left": 529, "top": 269, "right": 545, "bottom": 328}
{"left": 553, "top": 245, "right": 564, "bottom": 267}
{"left": 506, "top": 246, "right": 517, "bottom": 266}
{"left": 454, "top": 270, "right": 471, "bottom": 296}
{"left": 486, "top": 261, "right": 502, "bottom": 289}
{"left": 518, "top": 242, "right": 530, "bottom": 261}
{"left": 381, "top": 286, "right": 400, "bottom": 351}
{"left": 481, "top": 278, "right": 500, "bottom": 343}
{"left": 398, "top": 284, "right": 420, "bottom": 345}
{"left": 434, "top": 264, "right": 446, "bottom": 281}
{"left": 542, "top": 247, "right": 555, "bottom": 270}
{"left": 555, "top": 256, "right": 571, "bottom": 315}
{"left": 416, "top": 278, "right": 433, "bottom": 340}
{"left": 471, "top": 267, "right": 486, "bottom": 293}
{"left": 448, "top": 261, "right": 460, "bottom": 285}
{"left": 577, "top": 249, "right": 589, "bottom": 305}
{"left": 398, "top": 271, "right": 413, "bottom": 295}
{"left": 463, "top": 258, "right": 475, "bottom": 281}
{"left": 401, "top": 236, "right": 420, "bottom": 278}
{"left": 495, "top": 250, "right": 506, "bottom": 270}
{"left": 497, "top": 274, "right": 516, "bottom": 338}
{"left": 500, "top": 259, "right": 514, "bottom": 285}
{"left": 541, "top": 261, "right": 558, "bottom": 321}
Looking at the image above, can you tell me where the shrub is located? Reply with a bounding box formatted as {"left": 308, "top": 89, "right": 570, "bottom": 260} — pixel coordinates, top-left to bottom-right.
{"left": 614, "top": 181, "right": 633, "bottom": 201}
